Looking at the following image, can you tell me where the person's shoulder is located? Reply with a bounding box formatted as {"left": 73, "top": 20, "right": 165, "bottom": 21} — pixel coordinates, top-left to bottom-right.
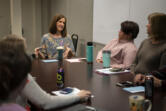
{"left": 126, "top": 42, "right": 137, "bottom": 51}
{"left": 107, "top": 38, "right": 118, "bottom": 44}
{"left": 42, "top": 33, "right": 50, "bottom": 40}
{"left": 64, "top": 34, "right": 72, "bottom": 40}
{"left": 112, "top": 38, "right": 118, "bottom": 42}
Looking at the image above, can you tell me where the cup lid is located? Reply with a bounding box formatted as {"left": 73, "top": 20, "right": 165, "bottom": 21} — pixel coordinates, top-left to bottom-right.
{"left": 57, "top": 46, "right": 64, "bottom": 50}
{"left": 103, "top": 50, "right": 111, "bottom": 53}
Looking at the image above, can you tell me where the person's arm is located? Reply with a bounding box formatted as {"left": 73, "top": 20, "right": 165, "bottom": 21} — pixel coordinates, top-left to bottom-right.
{"left": 21, "top": 74, "right": 80, "bottom": 110}
{"left": 159, "top": 50, "right": 166, "bottom": 69}
{"left": 96, "top": 40, "right": 114, "bottom": 63}
{"left": 111, "top": 47, "right": 137, "bottom": 69}
{"left": 63, "top": 37, "right": 75, "bottom": 58}
{"left": 34, "top": 35, "right": 48, "bottom": 59}
{"left": 130, "top": 40, "right": 146, "bottom": 74}
{"left": 68, "top": 37, "right": 75, "bottom": 54}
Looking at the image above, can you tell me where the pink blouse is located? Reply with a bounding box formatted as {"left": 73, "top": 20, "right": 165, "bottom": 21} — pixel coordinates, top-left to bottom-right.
{"left": 96, "top": 38, "right": 137, "bottom": 69}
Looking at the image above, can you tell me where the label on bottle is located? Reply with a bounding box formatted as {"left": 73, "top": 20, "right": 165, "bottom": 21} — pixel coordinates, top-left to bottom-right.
{"left": 57, "top": 68, "right": 64, "bottom": 88}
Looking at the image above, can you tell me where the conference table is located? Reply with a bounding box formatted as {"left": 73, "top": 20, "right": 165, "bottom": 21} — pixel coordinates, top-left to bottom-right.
{"left": 31, "top": 58, "right": 166, "bottom": 111}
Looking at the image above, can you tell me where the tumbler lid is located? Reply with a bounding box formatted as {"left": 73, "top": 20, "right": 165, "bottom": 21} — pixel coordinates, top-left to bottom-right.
{"left": 103, "top": 50, "right": 111, "bottom": 54}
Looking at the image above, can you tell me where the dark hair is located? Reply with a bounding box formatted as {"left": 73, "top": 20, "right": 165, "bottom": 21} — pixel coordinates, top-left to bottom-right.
{"left": 0, "top": 35, "right": 32, "bottom": 100}
{"left": 49, "top": 14, "right": 67, "bottom": 37}
{"left": 148, "top": 12, "right": 166, "bottom": 41}
{"left": 121, "top": 21, "right": 139, "bottom": 40}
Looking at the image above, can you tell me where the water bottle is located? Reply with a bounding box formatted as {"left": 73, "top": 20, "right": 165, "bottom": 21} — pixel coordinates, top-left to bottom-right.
{"left": 57, "top": 67, "right": 64, "bottom": 88}
{"left": 86, "top": 42, "right": 93, "bottom": 63}
{"left": 56, "top": 59, "right": 64, "bottom": 88}
{"left": 145, "top": 74, "right": 154, "bottom": 100}
{"left": 57, "top": 46, "right": 64, "bottom": 60}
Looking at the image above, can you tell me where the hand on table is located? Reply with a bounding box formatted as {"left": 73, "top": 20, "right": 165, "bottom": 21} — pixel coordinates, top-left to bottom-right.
{"left": 34, "top": 47, "right": 45, "bottom": 59}
{"left": 96, "top": 59, "right": 103, "bottom": 63}
{"left": 77, "top": 90, "right": 91, "bottom": 101}
{"left": 134, "top": 74, "right": 145, "bottom": 85}
{"left": 63, "top": 46, "right": 74, "bottom": 59}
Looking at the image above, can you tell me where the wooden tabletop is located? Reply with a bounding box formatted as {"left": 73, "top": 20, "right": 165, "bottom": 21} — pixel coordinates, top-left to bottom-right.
{"left": 31, "top": 59, "right": 166, "bottom": 111}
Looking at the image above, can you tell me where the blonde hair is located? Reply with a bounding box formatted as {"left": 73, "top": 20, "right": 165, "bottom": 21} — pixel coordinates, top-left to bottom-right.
{"left": 148, "top": 12, "right": 166, "bottom": 41}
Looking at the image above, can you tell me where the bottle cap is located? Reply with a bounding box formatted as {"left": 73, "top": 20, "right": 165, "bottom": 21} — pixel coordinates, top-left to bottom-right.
{"left": 87, "top": 42, "right": 93, "bottom": 46}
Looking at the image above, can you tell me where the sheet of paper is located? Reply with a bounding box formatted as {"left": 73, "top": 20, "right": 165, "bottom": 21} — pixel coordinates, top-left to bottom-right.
{"left": 66, "top": 58, "right": 81, "bottom": 63}
{"left": 95, "top": 68, "right": 130, "bottom": 75}
{"left": 123, "top": 86, "right": 145, "bottom": 93}
{"left": 52, "top": 87, "right": 80, "bottom": 96}
{"left": 42, "top": 59, "right": 58, "bottom": 63}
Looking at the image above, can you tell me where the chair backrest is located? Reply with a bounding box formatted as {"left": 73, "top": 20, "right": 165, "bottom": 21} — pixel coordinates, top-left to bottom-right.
{"left": 71, "top": 34, "right": 78, "bottom": 52}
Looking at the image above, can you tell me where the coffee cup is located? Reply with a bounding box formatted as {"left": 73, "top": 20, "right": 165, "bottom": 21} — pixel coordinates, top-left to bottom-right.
{"left": 102, "top": 50, "right": 111, "bottom": 68}
{"left": 129, "top": 95, "right": 152, "bottom": 111}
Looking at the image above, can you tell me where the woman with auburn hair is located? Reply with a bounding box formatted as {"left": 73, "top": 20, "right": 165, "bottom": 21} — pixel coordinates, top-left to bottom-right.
{"left": 35, "top": 14, "right": 75, "bottom": 59}
{"left": 132, "top": 12, "right": 166, "bottom": 87}
{"left": 0, "top": 35, "right": 32, "bottom": 111}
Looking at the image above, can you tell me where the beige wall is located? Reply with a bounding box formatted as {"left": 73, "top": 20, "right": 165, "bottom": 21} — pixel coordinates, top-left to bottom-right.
{"left": 0, "top": 0, "right": 10, "bottom": 38}
{"left": 22, "top": 0, "right": 42, "bottom": 53}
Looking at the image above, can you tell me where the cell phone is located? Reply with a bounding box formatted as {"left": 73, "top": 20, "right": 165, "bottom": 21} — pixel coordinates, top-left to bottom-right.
{"left": 116, "top": 81, "right": 133, "bottom": 87}
{"left": 59, "top": 87, "right": 73, "bottom": 94}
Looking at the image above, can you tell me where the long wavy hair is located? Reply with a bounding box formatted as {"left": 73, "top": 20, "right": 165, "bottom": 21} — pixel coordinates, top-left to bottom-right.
{"left": 0, "top": 35, "right": 31, "bottom": 101}
{"left": 49, "top": 14, "right": 67, "bottom": 37}
{"left": 148, "top": 12, "right": 166, "bottom": 41}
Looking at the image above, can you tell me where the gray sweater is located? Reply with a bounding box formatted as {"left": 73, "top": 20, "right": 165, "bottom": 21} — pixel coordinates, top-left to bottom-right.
{"left": 131, "top": 39, "right": 166, "bottom": 75}
{"left": 16, "top": 74, "right": 80, "bottom": 110}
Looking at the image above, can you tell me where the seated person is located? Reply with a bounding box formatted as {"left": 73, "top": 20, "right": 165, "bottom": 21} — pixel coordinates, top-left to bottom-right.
{"left": 132, "top": 12, "right": 166, "bottom": 87}
{"left": 151, "top": 66, "right": 166, "bottom": 87}
{"left": 0, "top": 35, "right": 32, "bottom": 111}
{"left": 96, "top": 21, "right": 139, "bottom": 69}
{"left": 34, "top": 14, "right": 75, "bottom": 59}
{"left": 2, "top": 35, "right": 91, "bottom": 110}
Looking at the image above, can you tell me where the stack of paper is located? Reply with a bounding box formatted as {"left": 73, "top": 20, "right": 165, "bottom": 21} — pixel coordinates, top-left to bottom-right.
{"left": 42, "top": 59, "right": 58, "bottom": 63}
{"left": 96, "top": 68, "right": 130, "bottom": 75}
{"left": 123, "top": 86, "right": 145, "bottom": 93}
{"left": 52, "top": 87, "right": 80, "bottom": 96}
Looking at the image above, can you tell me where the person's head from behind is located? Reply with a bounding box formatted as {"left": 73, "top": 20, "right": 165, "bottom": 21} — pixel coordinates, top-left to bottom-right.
{"left": 147, "top": 12, "right": 166, "bottom": 41}
{"left": 0, "top": 34, "right": 31, "bottom": 101}
{"left": 49, "top": 14, "right": 67, "bottom": 37}
{"left": 119, "top": 21, "right": 139, "bottom": 41}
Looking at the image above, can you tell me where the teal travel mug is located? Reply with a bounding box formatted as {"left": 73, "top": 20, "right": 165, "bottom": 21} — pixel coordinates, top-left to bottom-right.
{"left": 57, "top": 46, "right": 64, "bottom": 60}
{"left": 86, "top": 42, "right": 93, "bottom": 63}
{"left": 102, "top": 50, "right": 111, "bottom": 68}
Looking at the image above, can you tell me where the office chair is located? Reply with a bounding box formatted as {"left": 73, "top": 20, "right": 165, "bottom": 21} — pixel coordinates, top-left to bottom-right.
{"left": 71, "top": 34, "right": 78, "bottom": 52}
